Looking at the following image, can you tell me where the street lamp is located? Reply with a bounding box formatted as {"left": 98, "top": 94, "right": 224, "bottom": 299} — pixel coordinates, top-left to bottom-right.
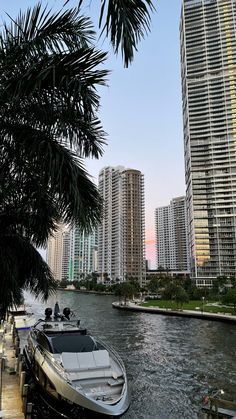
{"left": 211, "top": 389, "right": 224, "bottom": 398}
{"left": 201, "top": 296, "right": 205, "bottom": 313}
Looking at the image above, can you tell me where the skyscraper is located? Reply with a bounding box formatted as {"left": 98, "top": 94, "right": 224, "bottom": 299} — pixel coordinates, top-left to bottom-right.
{"left": 180, "top": 0, "right": 236, "bottom": 277}
{"left": 156, "top": 196, "right": 189, "bottom": 271}
{"left": 98, "top": 166, "right": 145, "bottom": 284}
{"left": 155, "top": 205, "right": 171, "bottom": 270}
{"left": 69, "top": 228, "right": 97, "bottom": 281}
{"left": 47, "top": 223, "right": 70, "bottom": 281}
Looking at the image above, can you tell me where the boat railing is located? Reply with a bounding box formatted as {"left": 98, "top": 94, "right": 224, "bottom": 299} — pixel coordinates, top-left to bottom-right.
{"left": 36, "top": 344, "right": 70, "bottom": 381}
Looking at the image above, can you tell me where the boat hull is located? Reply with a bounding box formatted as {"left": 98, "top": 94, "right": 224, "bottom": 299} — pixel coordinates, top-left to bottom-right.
{"left": 23, "top": 346, "right": 130, "bottom": 418}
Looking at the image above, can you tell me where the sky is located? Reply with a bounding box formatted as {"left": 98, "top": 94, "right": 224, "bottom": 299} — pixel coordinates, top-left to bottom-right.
{"left": 1, "top": 1, "right": 184, "bottom": 267}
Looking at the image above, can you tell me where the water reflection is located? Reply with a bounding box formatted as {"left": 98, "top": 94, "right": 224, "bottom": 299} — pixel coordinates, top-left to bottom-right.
{"left": 25, "top": 291, "right": 236, "bottom": 419}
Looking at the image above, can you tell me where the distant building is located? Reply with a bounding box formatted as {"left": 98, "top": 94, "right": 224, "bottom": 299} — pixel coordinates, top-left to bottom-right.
{"left": 69, "top": 228, "right": 97, "bottom": 281}
{"left": 180, "top": 0, "right": 236, "bottom": 277}
{"left": 155, "top": 205, "right": 171, "bottom": 270}
{"left": 98, "top": 166, "right": 145, "bottom": 284}
{"left": 155, "top": 196, "right": 189, "bottom": 272}
{"left": 61, "top": 229, "right": 71, "bottom": 280}
{"left": 47, "top": 223, "right": 70, "bottom": 281}
{"left": 146, "top": 269, "right": 190, "bottom": 280}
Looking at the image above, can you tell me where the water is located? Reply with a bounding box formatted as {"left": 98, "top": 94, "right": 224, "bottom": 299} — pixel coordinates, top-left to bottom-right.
{"left": 25, "top": 291, "right": 236, "bottom": 419}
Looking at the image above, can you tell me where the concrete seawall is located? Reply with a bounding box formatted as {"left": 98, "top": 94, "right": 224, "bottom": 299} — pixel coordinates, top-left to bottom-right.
{"left": 112, "top": 302, "right": 236, "bottom": 324}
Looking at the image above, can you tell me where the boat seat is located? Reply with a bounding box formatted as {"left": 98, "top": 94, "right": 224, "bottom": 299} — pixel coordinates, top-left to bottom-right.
{"left": 62, "top": 350, "right": 111, "bottom": 373}
{"left": 93, "top": 350, "right": 110, "bottom": 369}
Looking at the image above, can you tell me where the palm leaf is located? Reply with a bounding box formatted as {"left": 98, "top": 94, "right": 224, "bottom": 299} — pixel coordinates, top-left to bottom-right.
{"left": 1, "top": 4, "right": 95, "bottom": 56}
{"left": 0, "top": 123, "right": 102, "bottom": 232}
{"left": 0, "top": 233, "right": 56, "bottom": 316}
{"left": 0, "top": 6, "right": 109, "bottom": 158}
{"left": 76, "top": 0, "right": 155, "bottom": 67}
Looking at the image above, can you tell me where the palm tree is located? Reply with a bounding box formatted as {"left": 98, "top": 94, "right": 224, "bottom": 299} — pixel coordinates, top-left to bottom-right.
{"left": 0, "top": 1, "right": 155, "bottom": 313}
{"left": 69, "top": 0, "right": 155, "bottom": 67}
{"left": 0, "top": 4, "right": 109, "bottom": 229}
{"left": 0, "top": 208, "right": 57, "bottom": 318}
{"left": 0, "top": 4, "right": 109, "bottom": 314}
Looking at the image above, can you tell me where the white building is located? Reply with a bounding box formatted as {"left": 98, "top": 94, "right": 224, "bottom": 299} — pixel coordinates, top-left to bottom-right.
{"left": 98, "top": 166, "right": 145, "bottom": 284}
{"left": 156, "top": 196, "right": 189, "bottom": 271}
{"left": 180, "top": 0, "right": 236, "bottom": 277}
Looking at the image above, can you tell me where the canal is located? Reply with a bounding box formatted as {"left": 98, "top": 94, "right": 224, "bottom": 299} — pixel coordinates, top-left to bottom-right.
{"left": 26, "top": 291, "right": 236, "bottom": 419}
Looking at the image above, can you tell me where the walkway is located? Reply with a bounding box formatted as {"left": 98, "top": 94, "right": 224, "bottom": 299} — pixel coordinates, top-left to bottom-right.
{"left": 112, "top": 301, "right": 236, "bottom": 324}
{"left": 0, "top": 324, "right": 23, "bottom": 419}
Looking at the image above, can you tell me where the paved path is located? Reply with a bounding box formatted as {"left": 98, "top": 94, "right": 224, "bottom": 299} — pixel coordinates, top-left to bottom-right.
{"left": 0, "top": 324, "right": 24, "bottom": 419}
{"left": 112, "top": 301, "right": 236, "bottom": 324}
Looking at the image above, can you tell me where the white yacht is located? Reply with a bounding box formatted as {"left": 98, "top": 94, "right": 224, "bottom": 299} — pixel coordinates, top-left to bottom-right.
{"left": 23, "top": 305, "right": 129, "bottom": 417}
{"left": 8, "top": 305, "right": 36, "bottom": 330}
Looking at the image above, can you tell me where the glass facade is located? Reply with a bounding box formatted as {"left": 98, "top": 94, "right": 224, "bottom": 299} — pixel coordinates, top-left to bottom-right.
{"left": 180, "top": 0, "right": 236, "bottom": 277}
{"left": 155, "top": 197, "right": 189, "bottom": 271}
{"left": 69, "top": 228, "right": 97, "bottom": 281}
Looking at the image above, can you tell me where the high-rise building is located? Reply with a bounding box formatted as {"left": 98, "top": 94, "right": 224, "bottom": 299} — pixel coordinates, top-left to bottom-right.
{"left": 180, "top": 0, "right": 236, "bottom": 277}
{"left": 155, "top": 205, "right": 171, "bottom": 269}
{"left": 61, "top": 229, "right": 71, "bottom": 280}
{"left": 69, "top": 228, "right": 97, "bottom": 281}
{"left": 47, "top": 223, "right": 70, "bottom": 281}
{"left": 155, "top": 196, "right": 189, "bottom": 271}
{"left": 98, "top": 166, "right": 145, "bottom": 284}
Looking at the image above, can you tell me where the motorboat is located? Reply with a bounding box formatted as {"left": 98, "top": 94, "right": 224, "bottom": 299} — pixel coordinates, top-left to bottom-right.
{"left": 23, "top": 304, "right": 129, "bottom": 418}
{"left": 8, "top": 305, "right": 36, "bottom": 331}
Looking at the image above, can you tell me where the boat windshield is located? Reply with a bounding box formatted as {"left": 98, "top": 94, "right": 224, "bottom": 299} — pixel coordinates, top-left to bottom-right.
{"left": 50, "top": 334, "right": 104, "bottom": 354}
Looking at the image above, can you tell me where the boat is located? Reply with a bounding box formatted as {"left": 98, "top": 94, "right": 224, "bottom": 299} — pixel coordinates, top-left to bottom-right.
{"left": 8, "top": 305, "right": 36, "bottom": 331}
{"left": 23, "top": 304, "right": 130, "bottom": 418}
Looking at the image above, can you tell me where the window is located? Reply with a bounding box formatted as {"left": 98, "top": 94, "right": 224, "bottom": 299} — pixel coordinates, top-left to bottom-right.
{"left": 50, "top": 334, "right": 104, "bottom": 354}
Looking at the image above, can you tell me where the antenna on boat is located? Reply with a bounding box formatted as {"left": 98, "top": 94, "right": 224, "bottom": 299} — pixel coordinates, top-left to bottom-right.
{"left": 54, "top": 302, "right": 60, "bottom": 319}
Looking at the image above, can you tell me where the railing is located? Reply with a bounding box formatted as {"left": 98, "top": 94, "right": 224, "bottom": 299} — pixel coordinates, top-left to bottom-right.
{"left": 0, "top": 357, "right": 2, "bottom": 413}
{"left": 0, "top": 321, "right": 4, "bottom": 414}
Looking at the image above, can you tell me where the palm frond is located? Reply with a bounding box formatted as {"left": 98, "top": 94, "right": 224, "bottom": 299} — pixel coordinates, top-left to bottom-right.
{"left": 0, "top": 45, "right": 108, "bottom": 117}
{"left": 0, "top": 11, "right": 109, "bottom": 156}
{"left": 0, "top": 190, "right": 60, "bottom": 247}
{"left": 1, "top": 3, "right": 95, "bottom": 56}
{"left": 0, "top": 124, "right": 102, "bottom": 232}
{"left": 64, "top": 0, "right": 155, "bottom": 66}
{"left": 99, "top": 0, "right": 155, "bottom": 67}
{"left": 0, "top": 234, "right": 56, "bottom": 316}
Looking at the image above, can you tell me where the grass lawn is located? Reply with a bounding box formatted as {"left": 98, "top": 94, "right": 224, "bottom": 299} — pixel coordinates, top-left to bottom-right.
{"left": 141, "top": 299, "right": 236, "bottom": 315}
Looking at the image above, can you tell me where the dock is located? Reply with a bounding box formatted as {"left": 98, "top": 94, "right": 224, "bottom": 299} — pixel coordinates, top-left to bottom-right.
{"left": 0, "top": 322, "right": 27, "bottom": 419}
